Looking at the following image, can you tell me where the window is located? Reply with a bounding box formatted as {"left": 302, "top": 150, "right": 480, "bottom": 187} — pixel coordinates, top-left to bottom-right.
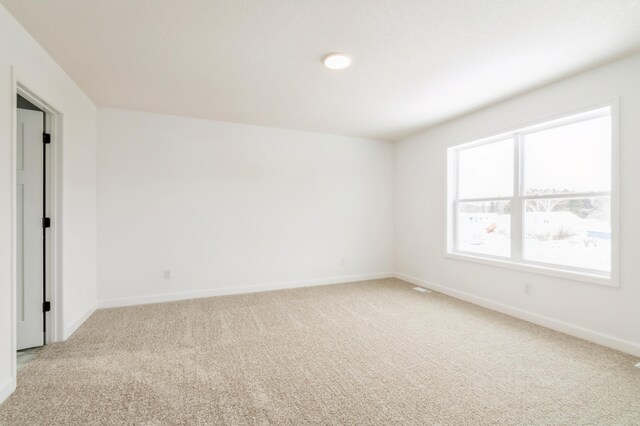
{"left": 447, "top": 105, "right": 616, "bottom": 283}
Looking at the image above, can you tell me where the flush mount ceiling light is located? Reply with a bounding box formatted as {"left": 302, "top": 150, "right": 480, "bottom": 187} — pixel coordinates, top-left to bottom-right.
{"left": 323, "top": 53, "right": 351, "bottom": 70}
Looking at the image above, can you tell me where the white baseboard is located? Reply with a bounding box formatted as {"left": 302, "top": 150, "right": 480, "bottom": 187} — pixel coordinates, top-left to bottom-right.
{"left": 395, "top": 272, "right": 640, "bottom": 358}
{"left": 0, "top": 378, "right": 15, "bottom": 405}
{"left": 98, "top": 272, "right": 395, "bottom": 309}
{"left": 63, "top": 304, "right": 97, "bottom": 340}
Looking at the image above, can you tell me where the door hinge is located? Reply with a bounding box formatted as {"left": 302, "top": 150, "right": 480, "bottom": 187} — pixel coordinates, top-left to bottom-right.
{"left": 42, "top": 217, "right": 51, "bottom": 228}
{"left": 43, "top": 132, "right": 51, "bottom": 144}
{"left": 42, "top": 301, "right": 51, "bottom": 312}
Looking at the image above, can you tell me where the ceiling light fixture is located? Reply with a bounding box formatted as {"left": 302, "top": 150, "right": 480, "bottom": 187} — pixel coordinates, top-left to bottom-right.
{"left": 323, "top": 53, "right": 351, "bottom": 70}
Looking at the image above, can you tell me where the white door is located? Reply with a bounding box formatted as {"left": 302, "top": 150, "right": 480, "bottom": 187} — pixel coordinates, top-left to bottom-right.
{"left": 17, "top": 108, "right": 44, "bottom": 350}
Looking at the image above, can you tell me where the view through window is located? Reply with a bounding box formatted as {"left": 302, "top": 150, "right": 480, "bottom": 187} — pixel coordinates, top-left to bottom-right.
{"left": 449, "top": 106, "right": 613, "bottom": 276}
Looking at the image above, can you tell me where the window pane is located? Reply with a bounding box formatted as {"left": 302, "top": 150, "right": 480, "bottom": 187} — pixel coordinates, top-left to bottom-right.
{"left": 458, "top": 201, "right": 511, "bottom": 257}
{"left": 458, "top": 139, "right": 513, "bottom": 199}
{"left": 524, "top": 197, "right": 610, "bottom": 272}
{"left": 523, "top": 114, "right": 611, "bottom": 195}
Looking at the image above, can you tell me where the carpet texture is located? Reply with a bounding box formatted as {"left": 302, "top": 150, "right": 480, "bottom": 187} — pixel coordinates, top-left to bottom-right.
{"left": 1, "top": 278, "right": 639, "bottom": 425}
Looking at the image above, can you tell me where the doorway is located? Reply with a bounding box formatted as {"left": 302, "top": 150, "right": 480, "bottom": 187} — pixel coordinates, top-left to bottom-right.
{"left": 13, "top": 82, "right": 61, "bottom": 380}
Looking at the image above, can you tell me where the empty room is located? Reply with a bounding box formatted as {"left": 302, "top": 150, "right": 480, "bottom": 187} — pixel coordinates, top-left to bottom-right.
{"left": 1, "top": 1, "right": 639, "bottom": 424}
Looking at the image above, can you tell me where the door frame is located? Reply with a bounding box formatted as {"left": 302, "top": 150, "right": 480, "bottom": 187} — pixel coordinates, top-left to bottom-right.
{"left": 10, "top": 71, "right": 63, "bottom": 378}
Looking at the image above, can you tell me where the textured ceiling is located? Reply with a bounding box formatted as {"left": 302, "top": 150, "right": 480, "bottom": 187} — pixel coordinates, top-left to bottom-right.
{"left": 3, "top": 0, "right": 640, "bottom": 140}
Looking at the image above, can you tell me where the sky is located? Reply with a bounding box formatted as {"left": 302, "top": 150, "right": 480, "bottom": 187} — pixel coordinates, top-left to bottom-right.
{"left": 457, "top": 113, "right": 611, "bottom": 200}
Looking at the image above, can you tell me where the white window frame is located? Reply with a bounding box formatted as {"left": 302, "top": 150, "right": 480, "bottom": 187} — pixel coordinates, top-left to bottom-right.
{"left": 446, "top": 101, "right": 619, "bottom": 287}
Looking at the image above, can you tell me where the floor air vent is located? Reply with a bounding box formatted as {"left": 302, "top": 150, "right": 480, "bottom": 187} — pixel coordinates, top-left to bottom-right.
{"left": 413, "top": 287, "right": 431, "bottom": 293}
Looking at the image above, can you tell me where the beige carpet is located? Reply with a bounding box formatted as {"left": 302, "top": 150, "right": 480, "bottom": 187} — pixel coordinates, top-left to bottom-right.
{"left": 1, "top": 278, "right": 639, "bottom": 425}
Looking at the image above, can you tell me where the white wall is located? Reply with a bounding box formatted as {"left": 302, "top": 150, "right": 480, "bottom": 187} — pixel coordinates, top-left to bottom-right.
{"left": 395, "top": 53, "right": 640, "bottom": 356}
{"left": 0, "top": 4, "right": 98, "bottom": 402}
{"left": 97, "top": 109, "right": 394, "bottom": 306}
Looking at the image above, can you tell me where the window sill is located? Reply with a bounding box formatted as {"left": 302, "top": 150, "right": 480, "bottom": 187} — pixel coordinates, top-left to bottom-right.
{"left": 444, "top": 251, "right": 618, "bottom": 288}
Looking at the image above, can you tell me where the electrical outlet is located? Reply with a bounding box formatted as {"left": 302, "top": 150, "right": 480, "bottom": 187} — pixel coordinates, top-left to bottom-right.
{"left": 340, "top": 258, "right": 345, "bottom": 267}
{"left": 523, "top": 282, "right": 532, "bottom": 295}
{"left": 163, "top": 270, "right": 171, "bottom": 279}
